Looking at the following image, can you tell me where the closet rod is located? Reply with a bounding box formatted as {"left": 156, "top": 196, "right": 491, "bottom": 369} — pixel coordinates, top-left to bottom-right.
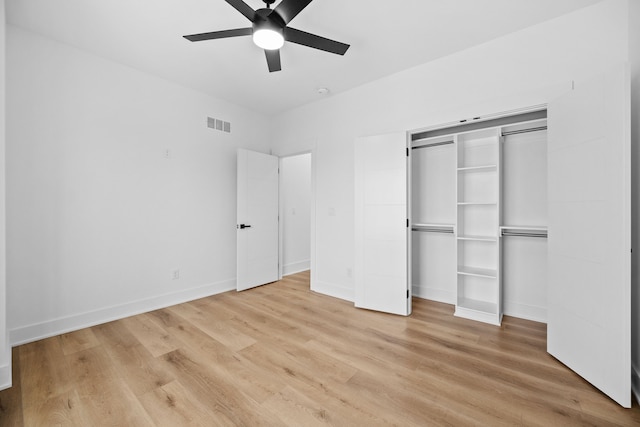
{"left": 501, "top": 231, "right": 547, "bottom": 238}
{"left": 412, "top": 227, "right": 454, "bottom": 234}
{"left": 411, "top": 140, "right": 454, "bottom": 150}
{"left": 501, "top": 126, "right": 547, "bottom": 137}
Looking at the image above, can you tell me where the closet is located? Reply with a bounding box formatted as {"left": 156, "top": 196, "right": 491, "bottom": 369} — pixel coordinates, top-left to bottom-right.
{"left": 410, "top": 111, "right": 548, "bottom": 325}
{"left": 354, "top": 67, "right": 630, "bottom": 407}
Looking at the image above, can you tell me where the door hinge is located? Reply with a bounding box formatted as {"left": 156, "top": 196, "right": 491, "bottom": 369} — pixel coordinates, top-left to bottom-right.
{"left": 406, "top": 218, "right": 409, "bottom": 228}
{"left": 406, "top": 147, "right": 409, "bottom": 157}
{"left": 407, "top": 289, "right": 409, "bottom": 298}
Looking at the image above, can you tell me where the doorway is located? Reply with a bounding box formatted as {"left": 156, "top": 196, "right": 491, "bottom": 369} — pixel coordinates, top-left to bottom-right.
{"left": 279, "top": 153, "right": 312, "bottom": 282}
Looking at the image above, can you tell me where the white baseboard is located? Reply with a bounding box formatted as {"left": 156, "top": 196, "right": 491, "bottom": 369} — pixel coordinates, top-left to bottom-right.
{"left": 412, "top": 285, "right": 455, "bottom": 304}
{"left": 283, "top": 260, "right": 310, "bottom": 276}
{"left": 0, "top": 341, "right": 11, "bottom": 390}
{"left": 311, "top": 280, "right": 354, "bottom": 302}
{"left": 503, "top": 300, "right": 547, "bottom": 323}
{"left": 0, "top": 363, "right": 11, "bottom": 391}
{"left": 10, "top": 278, "right": 236, "bottom": 346}
{"left": 633, "top": 364, "right": 640, "bottom": 405}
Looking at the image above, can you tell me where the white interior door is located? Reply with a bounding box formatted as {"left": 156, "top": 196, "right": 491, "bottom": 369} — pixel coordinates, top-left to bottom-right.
{"left": 547, "top": 67, "right": 631, "bottom": 407}
{"left": 354, "top": 133, "right": 410, "bottom": 316}
{"left": 237, "top": 149, "right": 279, "bottom": 291}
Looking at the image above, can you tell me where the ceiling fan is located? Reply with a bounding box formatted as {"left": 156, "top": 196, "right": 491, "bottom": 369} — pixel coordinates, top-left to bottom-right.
{"left": 183, "top": 0, "right": 350, "bottom": 72}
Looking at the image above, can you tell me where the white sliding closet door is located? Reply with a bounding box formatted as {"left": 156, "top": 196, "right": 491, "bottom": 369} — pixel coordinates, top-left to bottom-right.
{"left": 547, "top": 67, "right": 630, "bottom": 407}
{"left": 354, "top": 133, "right": 410, "bottom": 316}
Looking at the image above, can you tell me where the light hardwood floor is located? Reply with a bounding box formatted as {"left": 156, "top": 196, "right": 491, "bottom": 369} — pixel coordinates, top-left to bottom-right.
{"left": 1, "top": 270, "right": 639, "bottom": 426}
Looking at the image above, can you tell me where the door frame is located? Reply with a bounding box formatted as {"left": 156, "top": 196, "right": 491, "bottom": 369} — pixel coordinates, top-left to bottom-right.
{"left": 277, "top": 150, "right": 315, "bottom": 287}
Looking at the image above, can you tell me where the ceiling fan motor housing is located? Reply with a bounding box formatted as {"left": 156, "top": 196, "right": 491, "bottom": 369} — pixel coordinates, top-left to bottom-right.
{"left": 254, "top": 7, "right": 285, "bottom": 32}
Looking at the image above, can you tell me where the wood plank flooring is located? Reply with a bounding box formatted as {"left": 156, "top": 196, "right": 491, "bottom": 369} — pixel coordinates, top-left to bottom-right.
{"left": 1, "top": 270, "right": 639, "bottom": 426}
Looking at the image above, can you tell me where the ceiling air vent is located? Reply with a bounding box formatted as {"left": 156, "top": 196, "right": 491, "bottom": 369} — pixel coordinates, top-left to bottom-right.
{"left": 207, "top": 117, "right": 231, "bottom": 133}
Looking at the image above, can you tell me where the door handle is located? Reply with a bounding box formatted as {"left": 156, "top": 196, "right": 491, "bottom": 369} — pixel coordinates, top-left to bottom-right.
{"left": 238, "top": 224, "right": 252, "bottom": 229}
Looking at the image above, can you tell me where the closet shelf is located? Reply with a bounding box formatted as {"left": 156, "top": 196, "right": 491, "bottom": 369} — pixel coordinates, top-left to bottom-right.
{"left": 457, "top": 165, "right": 497, "bottom": 172}
{"left": 457, "top": 234, "right": 497, "bottom": 242}
{"left": 457, "top": 266, "right": 497, "bottom": 279}
{"left": 456, "top": 298, "right": 498, "bottom": 315}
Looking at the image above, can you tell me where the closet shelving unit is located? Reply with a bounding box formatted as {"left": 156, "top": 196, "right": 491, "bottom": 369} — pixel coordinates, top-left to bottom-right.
{"left": 409, "top": 111, "right": 549, "bottom": 326}
{"left": 455, "top": 128, "right": 502, "bottom": 325}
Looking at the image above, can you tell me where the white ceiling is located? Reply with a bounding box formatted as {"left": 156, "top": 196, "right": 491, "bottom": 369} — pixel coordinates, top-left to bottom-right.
{"left": 6, "top": 0, "right": 601, "bottom": 116}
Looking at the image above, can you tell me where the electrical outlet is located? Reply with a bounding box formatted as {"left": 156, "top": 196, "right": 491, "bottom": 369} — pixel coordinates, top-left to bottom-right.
{"left": 171, "top": 269, "right": 180, "bottom": 280}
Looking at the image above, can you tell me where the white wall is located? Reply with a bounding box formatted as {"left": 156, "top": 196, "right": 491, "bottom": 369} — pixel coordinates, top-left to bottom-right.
{"left": 0, "top": 0, "right": 11, "bottom": 390}
{"left": 280, "top": 153, "right": 311, "bottom": 276}
{"left": 6, "top": 26, "right": 271, "bottom": 345}
{"left": 270, "top": 0, "right": 629, "bottom": 302}
{"left": 630, "top": 0, "right": 640, "bottom": 404}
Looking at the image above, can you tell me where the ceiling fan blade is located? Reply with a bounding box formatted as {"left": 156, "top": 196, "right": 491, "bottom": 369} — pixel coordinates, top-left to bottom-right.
{"left": 183, "top": 27, "right": 252, "bottom": 42}
{"left": 224, "top": 0, "right": 257, "bottom": 22}
{"left": 284, "top": 27, "right": 350, "bottom": 55}
{"left": 273, "top": 0, "right": 313, "bottom": 25}
{"left": 265, "top": 49, "right": 282, "bottom": 72}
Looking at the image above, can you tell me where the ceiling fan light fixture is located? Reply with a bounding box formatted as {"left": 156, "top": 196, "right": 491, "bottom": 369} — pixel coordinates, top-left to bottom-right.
{"left": 253, "top": 28, "right": 284, "bottom": 50}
